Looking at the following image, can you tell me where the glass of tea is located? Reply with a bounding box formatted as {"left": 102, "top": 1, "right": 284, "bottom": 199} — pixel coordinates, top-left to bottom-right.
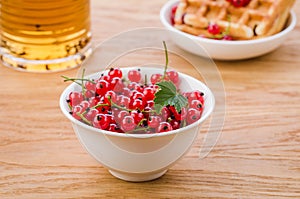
{"left": 0, "top": 0, "right": 92, "bottom": 72}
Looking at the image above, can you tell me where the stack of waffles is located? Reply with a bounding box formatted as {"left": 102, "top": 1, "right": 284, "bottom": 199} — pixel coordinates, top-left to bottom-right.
{"left": 173, "top": 0, "right": 295, "bottom": 40}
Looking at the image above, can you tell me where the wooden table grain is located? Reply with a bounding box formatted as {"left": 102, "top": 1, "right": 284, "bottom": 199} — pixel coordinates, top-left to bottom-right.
{"left": 1, "top": 0, "right": 300, "bottom": 198}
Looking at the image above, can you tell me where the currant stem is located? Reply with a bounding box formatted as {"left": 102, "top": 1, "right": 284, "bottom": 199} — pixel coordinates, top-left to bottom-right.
{"left": 61, "top": 75, "right": 83, "bottom": 86}
{"left": 126, "top": 126, "right": 150, "bottom": 134}
{"left": 77, "top": 112, "right": 92, "bottom": 125}
{"left": 141, "top": 109, "right": 157, "bottom": 114}
{"left": 162, "top": 41, "right": 169, "bottom": 80}
{"left": 144, "top": 74, "right": 148, "bottom": 85}
{"left": 180, "top": 119, "right": 186, "bottom": 128}
{"left": 61, "top": 76, "right": 96, "bottom": 84}
{"left": 79, "top": 103, "right": 110, "bottom": 116}
{"left": 122, "top": 77, "right": 130, "bottom": 85}
{"left": 93, "top": 103, "right": 110, "bottom": 109}
{"left": 107, "top": 96, "right": 133, "bottom": 112}
{"left": 81, "top": 68, "right": 86, "bottom": 97}
{"left": 137, "top": 118, "right": 147, "bottom": 127}
{"left": 67, "top": 103, "right": 72, "bottom": 110}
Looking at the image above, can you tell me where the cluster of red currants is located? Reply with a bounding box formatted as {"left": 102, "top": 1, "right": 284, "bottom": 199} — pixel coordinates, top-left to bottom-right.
{"left": 66, "top": 68, "right": 205, "bottom": 134}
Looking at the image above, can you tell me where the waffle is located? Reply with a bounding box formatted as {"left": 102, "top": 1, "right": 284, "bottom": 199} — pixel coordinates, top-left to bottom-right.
{"left": 174, "top": 0, "right": 295, "bottom": 40}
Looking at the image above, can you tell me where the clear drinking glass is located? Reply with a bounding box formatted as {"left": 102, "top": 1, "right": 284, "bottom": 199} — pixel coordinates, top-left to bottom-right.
{"left": 0, "top": 0, "right": 92, "bottom": 72}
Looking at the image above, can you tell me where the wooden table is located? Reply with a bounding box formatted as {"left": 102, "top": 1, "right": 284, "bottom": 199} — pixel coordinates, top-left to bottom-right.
{"left": 1, "top": 0, "right": 300, "bottom": 198}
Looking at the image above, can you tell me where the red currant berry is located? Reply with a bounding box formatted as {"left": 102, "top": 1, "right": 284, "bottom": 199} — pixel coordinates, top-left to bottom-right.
{"left": 121, "top": 116, "right": 136, "bottom": 132}
{"left": 116, "top": 110, "right": 130, "bottom": 123}
{"left": 93, "top": 114, "right": 110, "bottom": 130}
{"left": 134, "top": 84, "right": 144, "bottom": 93}
{"left": 208, "top": 23, "right": 221, "bottom": 35}
{"left": 143, "top": 87, "right": 155, "bottom": 101}
{"left": 222, "top": 35, "right": 233, "bottom": 41}
{"left": 148, "top": 116, "right": 162, "bottom": 129}
{"left": 96, "top": 103, "right": 110, "bottom": 114}
{"left": 146, "top": 100, "right": 154, "bottom": 108}
{"left": 129, "top": 99, "right": 145, "bottom": 110}
{"left": 130, "top": 110, "right": 144, "bottom": 124}
{"left": 170, "top": 119, "right": 180, "bottom": 130}
{"left": 110, "top": 77, "right": 124, "bottom": 93}
{"left": 95, "top": 80, "right": 109, "bottom": 96}
{"left": 169, "top": 106, "right": 182, "bottom": 121}
{"left": 143, "top": 106, "right": 153, "bottom": 119}
{"left": 171, "top": 5, "right": 178, "bottom": 15}
{"left": 171, "top": 5, "right": 178, "bottom": 25}
{"left": 111, "top": 107, "right": 120, "bottom": 116}
{"left": 84, "top": 90, "right": 95, "bottom": 99}
{"left": 71, "top": 105, "right": 84, "bottom": 120}
{"left": 183, "top": 92, "right": 191, "bottom": 98}
{"left": 122, "top": 87, "right": 131, "bottom": 97}
{"left": 166, "top": 70, "right": 179, "bottom": 84}
{"left": 108, "top": 123, "right": 123, "bottom": 133}
{"left": 186, "top": 108, "right": 201, "bottom": 125}
{"left": 161, "top": 106, "right": 171, "bottom": 121}
{"left": 104, "top": 90, "right": 117, "bottom": 105}
{"left": 129, "top": 90, "right": 138, "bottom": 98}
{"left": 85, "top": 81, "right": 96, "bottom": 91}
{"left": 79, "top": 100, "right": 90, "bottom": 110}
{"left": 108, "top": 68, "right": 122, "bottom": 78}
{"left": 88, "top": 96, "right": 100, "bottom": 107}
{"left": 157, "top": 122, "right": 173, "bottom": 133}
{"left": 128, "top": 69, "right": 142, "bottom": 82}
{"left": 131, "top": 91, "right": 145, "bottom": 102}
{"left": 189, "top": 99, "right": 203, "bottom": 112}
{"left": 118, "top": 96, "right": 130, "bottom": 109}
{"left": 149, "top": 84, "right": 159, "bottom": 91}
{"left": 188, "top": 90, "right": 204, "bottom": 104}
{"left": 100, "top": 75, "right": 112, "bottom": 83}
{"left": 68, "top": 91, "right": 83, "bottom": 107}
{"left": 150, "top": 73, "right": 162, "bottom": 84}
{"left": 231, "top": 0, "right": 250, "bottom": 7}
{"left": 244, "top": 0, "right": 251, "bottom": 6}
{"left": 85, "top": 108, "right": 99, "bottom": 121}
{"left": 106, "top": 114, "right": 115, "bottom": 124}
{"left": 127, "top": 82, "right": 138, "bottom": 90}
{"left": 115, "top": 95, "right": 122, "bottom": 105}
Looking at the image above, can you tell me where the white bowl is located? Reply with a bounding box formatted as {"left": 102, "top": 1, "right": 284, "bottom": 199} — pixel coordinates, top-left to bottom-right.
{"left": 160, "top": 0, "right": 297, "bottom": 60}
{"left": 60, "top": 67, "right": 215, "bottom": 182}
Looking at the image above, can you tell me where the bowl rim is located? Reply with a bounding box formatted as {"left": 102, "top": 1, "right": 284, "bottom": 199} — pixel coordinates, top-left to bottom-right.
{"left": 160, "top": 0, "right": 297, "bottom": 45}
{"left": 60, "top": 67, "right": 215, "bottom": 139}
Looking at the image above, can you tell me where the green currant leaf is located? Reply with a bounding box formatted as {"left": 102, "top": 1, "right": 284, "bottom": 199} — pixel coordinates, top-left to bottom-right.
{"left": 154, "top": 81, "right": 188, "bottom": 113}
{"left": 172, "top": 94, "right": 188, "bottom": 112}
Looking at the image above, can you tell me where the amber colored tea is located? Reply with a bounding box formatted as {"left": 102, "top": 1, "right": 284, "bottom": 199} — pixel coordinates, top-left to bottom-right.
{"left": 0, "top": 0, "right": 92, "bottom": 72}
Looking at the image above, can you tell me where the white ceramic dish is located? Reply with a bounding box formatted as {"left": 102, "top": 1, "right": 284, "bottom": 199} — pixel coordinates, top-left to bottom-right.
{"left": 60, "top": 67, "right": 215, "bottom": 182}
{"left": 160, "top": 0, "right": 297, "bottom": 60}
